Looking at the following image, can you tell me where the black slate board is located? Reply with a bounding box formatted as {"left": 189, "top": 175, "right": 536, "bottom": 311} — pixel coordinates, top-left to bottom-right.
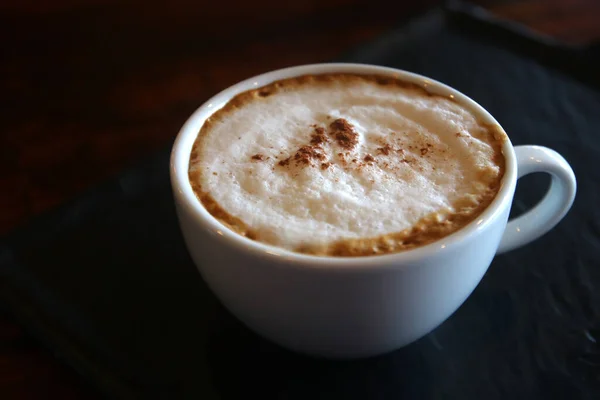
{"left": 1, "top": 4, "right": 600, "bottom": 399}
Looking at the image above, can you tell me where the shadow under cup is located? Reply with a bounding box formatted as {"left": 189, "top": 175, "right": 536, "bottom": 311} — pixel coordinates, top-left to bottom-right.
{"left": 169, "top": 63, "right": 575, "bottom": 358}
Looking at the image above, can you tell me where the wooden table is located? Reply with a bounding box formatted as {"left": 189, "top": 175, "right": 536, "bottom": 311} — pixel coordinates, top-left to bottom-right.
{"left": 1, "top": 0, "right": 599, "bottom": 397}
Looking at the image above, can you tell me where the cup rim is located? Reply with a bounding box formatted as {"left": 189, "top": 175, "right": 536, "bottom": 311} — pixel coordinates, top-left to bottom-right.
{"left": 170, "top": 63, "right": 517, "bottom": 269}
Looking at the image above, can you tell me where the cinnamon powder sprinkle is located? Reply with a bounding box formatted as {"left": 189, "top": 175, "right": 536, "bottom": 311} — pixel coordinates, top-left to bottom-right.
{"left": 420, "top": 148, "right": 429, "bottom": 156}
{"left": 278, "top": 124, "right": 335, "bottom": 169}
{"left": 377, "top": 144, "right": 392, "bottom": 155}
{"left": 329, "top": 118, "right": 359, "bottom": 150}
{"left": 364, "top": 154, "right": 375, "bottom": 163}
{"left": 310, "top": 126, "right": 329, "bottom": 145}
{"left": 251, "top": 154, "right": 265, "bottom": 161}
{"left": 294, "top": 145, "right": 325, "bottom": 165}
{"left": 321, "top": 162, "right": 331, "bottom": 170}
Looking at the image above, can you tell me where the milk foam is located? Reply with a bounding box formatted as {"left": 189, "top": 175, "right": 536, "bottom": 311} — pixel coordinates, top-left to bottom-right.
{"left": 189, "top": 74, "right": 505, "bottom": 255}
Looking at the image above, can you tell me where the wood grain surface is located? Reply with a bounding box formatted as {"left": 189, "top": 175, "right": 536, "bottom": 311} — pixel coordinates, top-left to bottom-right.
{"left": 1, "top": 0, "right": 599, "bottom": 398}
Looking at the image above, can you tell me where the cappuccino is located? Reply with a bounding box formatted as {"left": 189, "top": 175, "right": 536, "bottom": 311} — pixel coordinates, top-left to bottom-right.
{"left": 188, "top": 74, "right": 506, "bottom": 257}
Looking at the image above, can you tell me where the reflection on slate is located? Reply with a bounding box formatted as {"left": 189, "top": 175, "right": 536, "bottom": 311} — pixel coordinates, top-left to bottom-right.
{"left": 1, "top": 6, "right": 600, "bottom": 400}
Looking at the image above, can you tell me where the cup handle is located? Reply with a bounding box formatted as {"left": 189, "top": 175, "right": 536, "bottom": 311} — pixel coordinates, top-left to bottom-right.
{"left": 497, "top": 145, "right": 577, "bottom": 254}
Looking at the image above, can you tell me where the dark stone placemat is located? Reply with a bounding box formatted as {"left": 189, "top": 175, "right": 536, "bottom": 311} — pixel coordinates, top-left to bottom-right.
{"left": 1, "top": 4, "right": 599, "bottom": 399}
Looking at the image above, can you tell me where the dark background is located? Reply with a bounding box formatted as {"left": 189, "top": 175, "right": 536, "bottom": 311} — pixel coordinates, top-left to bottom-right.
{"left": 1, "top": 0, "right": 600, "bottom": 398}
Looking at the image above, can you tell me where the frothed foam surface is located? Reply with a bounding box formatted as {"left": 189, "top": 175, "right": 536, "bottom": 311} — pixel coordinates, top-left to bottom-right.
{"left": 189, "top": 74, "right": 506, "bottom": 256}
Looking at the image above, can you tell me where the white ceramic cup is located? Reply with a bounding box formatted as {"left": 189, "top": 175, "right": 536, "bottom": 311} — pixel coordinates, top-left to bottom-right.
{"left": 170, "top": 63, "right": 577, "bottom": 359}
